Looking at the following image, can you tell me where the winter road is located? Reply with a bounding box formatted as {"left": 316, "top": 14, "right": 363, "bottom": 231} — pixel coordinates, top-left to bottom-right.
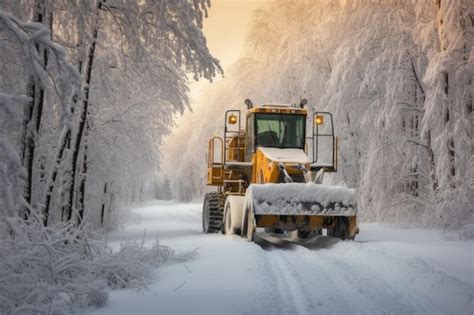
{"left": 91, "top": 200, "right": 474, "bottom": 314}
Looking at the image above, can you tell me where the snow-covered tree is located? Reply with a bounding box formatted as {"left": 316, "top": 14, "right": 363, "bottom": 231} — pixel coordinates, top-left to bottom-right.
{"left": 163, "top": 0, "right": 473, "bottom": 231}
{"left": 0, "top": 1, "right": 220, "bottom": 312}
{"left": 0, "top": 0, "right": 222, "bottom": 227}
{"left": 0, "top": 8, "right": 81, "bottom": 219}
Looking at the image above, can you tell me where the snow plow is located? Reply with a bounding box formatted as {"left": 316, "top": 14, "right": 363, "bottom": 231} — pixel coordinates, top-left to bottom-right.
{"left": 202, "top": 99, "right": 358, "bottom": 241}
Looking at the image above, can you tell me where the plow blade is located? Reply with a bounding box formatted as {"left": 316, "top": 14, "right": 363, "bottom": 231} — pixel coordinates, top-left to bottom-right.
{"left": 245, "top": 183, "right": 357, "bottom": 216}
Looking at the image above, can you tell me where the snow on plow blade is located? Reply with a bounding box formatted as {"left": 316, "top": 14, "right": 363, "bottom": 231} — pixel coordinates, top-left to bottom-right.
{"left": 246, "top": 183, "right": 357, "bottom": 216}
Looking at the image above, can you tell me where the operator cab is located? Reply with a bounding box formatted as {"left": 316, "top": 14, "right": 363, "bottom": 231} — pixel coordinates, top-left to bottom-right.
{"left": 254, "top": 113, "right": 305, "bottom": 149}
{"left": 222, "top": 101, "right": 337, "bottom": 172}
{"left": 245, "top": 104, "right": 307, "bottom": 160}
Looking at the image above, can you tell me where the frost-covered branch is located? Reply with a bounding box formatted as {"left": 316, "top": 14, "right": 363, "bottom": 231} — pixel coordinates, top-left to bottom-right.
{"left": 0, "top": 217, "right": 194, "bottom": 314}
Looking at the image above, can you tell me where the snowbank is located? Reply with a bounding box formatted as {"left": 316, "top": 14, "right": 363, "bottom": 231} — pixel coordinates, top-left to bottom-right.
{"left": 0, "top": 216, "right": 191, "bottom": 314}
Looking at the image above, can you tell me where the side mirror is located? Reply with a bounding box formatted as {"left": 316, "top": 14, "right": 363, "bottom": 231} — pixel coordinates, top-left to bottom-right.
{"left": 299, "top": 98, "right": 308, "bottom": 108}
{"left": 244, "top": 99, "right": 253, "bottom": 109}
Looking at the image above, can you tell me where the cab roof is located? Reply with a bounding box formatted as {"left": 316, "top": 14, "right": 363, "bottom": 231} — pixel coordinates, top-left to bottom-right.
{"left": 247, "top": 104, "right": 307, "bottom": 115}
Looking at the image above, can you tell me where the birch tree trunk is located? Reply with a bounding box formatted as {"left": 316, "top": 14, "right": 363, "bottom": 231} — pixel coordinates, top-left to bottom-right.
{"left": 65, "top": 0, "right": 102, "bottom": 222}
{"left": 21, "top": 0, "right": 50, "bottom": 219}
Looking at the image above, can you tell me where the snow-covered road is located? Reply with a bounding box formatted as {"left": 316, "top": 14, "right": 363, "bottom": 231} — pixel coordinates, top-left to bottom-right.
{"left": 91, "top": 200, "right": 474, "bottom": 314}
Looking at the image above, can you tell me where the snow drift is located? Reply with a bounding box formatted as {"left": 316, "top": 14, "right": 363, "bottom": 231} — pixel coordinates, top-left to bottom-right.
{"left": 0, "top": 216, "right": 192, "bottom": 314}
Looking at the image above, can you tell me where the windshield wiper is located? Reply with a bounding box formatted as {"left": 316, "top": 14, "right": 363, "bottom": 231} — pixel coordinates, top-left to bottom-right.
{"left": 279, "top": 120, "right": 288, "bottom": 148}
{"left": 266, "top": 121, "right": 279, "bottom": 146}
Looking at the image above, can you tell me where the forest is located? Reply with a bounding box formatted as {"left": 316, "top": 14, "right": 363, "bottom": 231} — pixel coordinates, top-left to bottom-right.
{"left": 0, "top": 0, "right": 472, "bottom": 314}
{"left": 162, "top": 0, "right": 473, "bottom": 231}
{"left": 0, "top": 0, "right": 220, "bottom": 313}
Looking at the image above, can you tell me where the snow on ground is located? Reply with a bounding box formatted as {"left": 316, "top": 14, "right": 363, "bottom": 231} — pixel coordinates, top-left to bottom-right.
{"left": 90, "top": 200, "right": 474, "bottom": 314}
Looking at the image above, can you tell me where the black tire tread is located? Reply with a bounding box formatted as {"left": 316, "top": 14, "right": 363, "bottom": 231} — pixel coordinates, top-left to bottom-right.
{"left": 203, "top": 192, "right": 225, "bottom": 233}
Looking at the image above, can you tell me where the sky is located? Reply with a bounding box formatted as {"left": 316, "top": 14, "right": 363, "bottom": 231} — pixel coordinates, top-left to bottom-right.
{"left": 188, "top": 0, "right": 267, "bottom": 100}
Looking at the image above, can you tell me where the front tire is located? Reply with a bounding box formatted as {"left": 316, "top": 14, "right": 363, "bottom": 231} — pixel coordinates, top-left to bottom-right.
{"left": 297, "top": 230, "right": 312, "bottom": 239}
{"left": 332, "top": 217, "right": 351, "bottom": 240}
{"left": 297, "top": 229, "right": 321, "bottom": 239}
{"left": 224, "top": 196, "right": 244, "bottom": 236}
{"left": 224, "top": 202, "right": 234, "bottom": 235}
{"left": 241, "top": 207, "right": 255, "bottom": 242}
{"left": 264, "top": 228, "right": 283, "bottom": 234}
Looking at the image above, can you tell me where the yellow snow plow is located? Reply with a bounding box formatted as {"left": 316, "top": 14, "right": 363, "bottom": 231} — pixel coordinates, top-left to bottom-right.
{"left": 202, "top": 99, "right": 358, "bottom": 241}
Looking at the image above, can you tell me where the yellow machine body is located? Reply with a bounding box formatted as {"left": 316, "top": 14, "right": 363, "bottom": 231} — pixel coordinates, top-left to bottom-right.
{"left": 205, "top": 103, "right": 358, "bottom": 239}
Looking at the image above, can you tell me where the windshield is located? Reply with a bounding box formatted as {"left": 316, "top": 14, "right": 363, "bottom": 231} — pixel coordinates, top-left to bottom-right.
{"left": 255, "top": 113, "right": 305, "bottom": 149}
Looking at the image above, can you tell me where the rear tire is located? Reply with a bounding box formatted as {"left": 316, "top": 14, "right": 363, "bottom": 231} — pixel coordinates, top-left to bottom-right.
{"left": 202, "top": 192, "right": 224, "bottom": 233}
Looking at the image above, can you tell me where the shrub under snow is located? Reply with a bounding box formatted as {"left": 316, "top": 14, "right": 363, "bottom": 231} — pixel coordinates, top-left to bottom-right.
{"left": 0, "top": 215, "right": 193, "bottom": 314}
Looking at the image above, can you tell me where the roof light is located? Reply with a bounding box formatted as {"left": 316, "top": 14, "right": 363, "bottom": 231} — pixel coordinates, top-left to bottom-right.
{"left": 315, "top": 115, "right": 324, "bottom": 125}
{"left": 228, "top": 114, "right": 238, "bottom": 125}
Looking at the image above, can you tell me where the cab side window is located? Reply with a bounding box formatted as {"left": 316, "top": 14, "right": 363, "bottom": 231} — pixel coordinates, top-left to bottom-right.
{"left": 245, "top": 115, "right": 255, "bottom": 161}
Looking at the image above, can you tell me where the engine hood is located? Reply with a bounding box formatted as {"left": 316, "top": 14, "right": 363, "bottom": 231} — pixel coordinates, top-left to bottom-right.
{"left": 257, "top": 147, "right": 311, "bottom": 164}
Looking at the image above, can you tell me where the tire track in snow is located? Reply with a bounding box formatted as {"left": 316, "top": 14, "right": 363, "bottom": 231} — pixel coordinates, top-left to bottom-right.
{"left": 276, "top": 243, "right": 408, "bottom": 314}
{"left": 256, "top": 235, "right": 472, "bottom": 314}
{"left": 312, "top": 243, "right": 430, "bottom": 313}
{"left": 263, "top": 249, "right": 316, "bottom": 314}
{"left": 324, "top": 241, "right": 474, "bottom": 313}
{"left": 256, "top": 236, "right": 355, "bottom": 314}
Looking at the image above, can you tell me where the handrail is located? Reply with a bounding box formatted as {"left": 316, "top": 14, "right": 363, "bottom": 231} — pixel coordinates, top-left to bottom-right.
{"left": 224, "top": 110, "right": 242, "bottom": 162}
{"left": 208, "top": 136, "right": 224, "bottom": 168}
{"left": 224, "top": 179, "right": 246, "bottom": 194}
{"left": 225, "top": 131, "right": 246, "bottom": 163}
{"left": 313, "top": 112, "right": 336, "bottom": 169}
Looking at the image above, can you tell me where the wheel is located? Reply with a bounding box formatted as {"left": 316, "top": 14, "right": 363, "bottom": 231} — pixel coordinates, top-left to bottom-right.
{"left": 224, "top": 202, "right": 234, "bottom": 235}
{"left": 297, "top": 229, "right": 321, "bottom": 239}
{"left": 246, "top": 208, "right": 255, "bottom": 242}
{"left": 333, "top": 217, "right": 350, "bottom": 240}
{"left": 224, "top": 196, "right": 244, "bottom": 235}
{"left": 265, "top": 228, "right": 283, "bottom": 234}
{"left": 241, "top": 206, "right": 255, "bottom": 242}
{"left": 241, "top": 208, "right": 248, "bottom": 237}
{"left": 202, "top": 192, "right": 224, "bottom": 233}
{"left": 297, "top": 230, "right": 312, "bottom": 239}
